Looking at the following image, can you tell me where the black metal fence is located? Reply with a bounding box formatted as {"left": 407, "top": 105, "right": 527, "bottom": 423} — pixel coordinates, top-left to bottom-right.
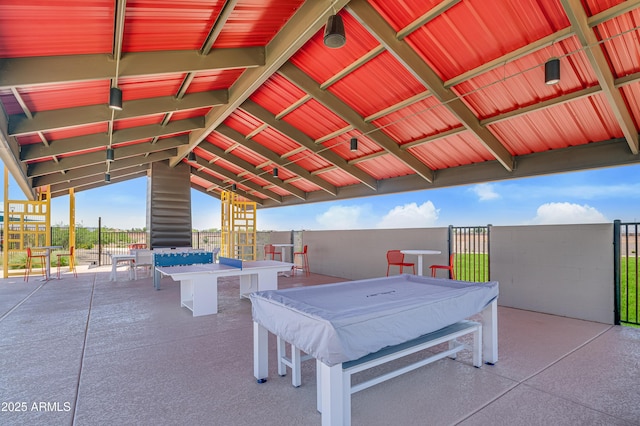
{"left": 614, "top": 220, "right": 639, "bottom": 326}
{"left": 449, "top": 225, "right": 491, "bottom": 282}
{"left": 51, "top": 226, "right": 223, "bottom": 266}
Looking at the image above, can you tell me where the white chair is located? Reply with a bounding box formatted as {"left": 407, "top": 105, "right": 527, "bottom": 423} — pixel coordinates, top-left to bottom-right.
{"left": 132, "top": 249, "right": 154, "bottom": 280}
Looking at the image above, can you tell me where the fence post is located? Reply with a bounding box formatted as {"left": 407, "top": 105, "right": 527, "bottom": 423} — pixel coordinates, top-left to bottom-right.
{"left": 98, "top": 217, "right": 102, "bottom": 266}
{"left": 613, "top": 219, "right": 621, "bottom": 325}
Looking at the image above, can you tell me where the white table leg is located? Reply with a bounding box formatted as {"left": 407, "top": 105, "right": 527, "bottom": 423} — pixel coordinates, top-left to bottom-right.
{"left": 190, "top": 277, "right": 218, "bottom": 316}
{"left": 482, "top": 299, "right": 498, "bottom": 364}
{"left": 416, "top": 254, "right": 423, "bottom": 276}
{"left": 281, "top": 247, "right": 291, "bottom": 277}
{"left": 110, "top": 262, "right": 117, "bottom": 281}
{"left": 239, "top": 274, "right": 259, "bottom": 297}
{"left": 254, "top": 322, "right": 269, "bottom": 383}
{"left": 319, "top": 362, "right": 345, "bottom": 426}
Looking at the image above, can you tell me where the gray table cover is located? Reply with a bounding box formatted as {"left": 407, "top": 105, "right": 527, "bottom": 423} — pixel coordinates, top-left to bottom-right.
{"left": 250, "top": 274, "right": 498, "bottom": 366}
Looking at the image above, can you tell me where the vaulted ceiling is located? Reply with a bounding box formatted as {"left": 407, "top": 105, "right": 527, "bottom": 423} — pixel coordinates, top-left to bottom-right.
{"left": 1, "top": 0, "right": 639, "bottom": 208}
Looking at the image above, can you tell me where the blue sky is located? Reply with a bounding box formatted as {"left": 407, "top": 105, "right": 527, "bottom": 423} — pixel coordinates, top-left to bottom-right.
{"left": 2, "top": 163, "right": 640, "bottom": 230}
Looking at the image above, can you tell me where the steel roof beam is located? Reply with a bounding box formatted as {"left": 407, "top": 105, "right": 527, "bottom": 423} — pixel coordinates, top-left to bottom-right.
{"left": 21, "top": 117, "right": 204, "bottom": 161}
{"left": 215, "top": 124, "right": 338, "bottom": 196}
{"left": 560, "top": 0, "right": 638, "bottom": 154}
{"left": 0, "top": 48, "right": 264, "bottom": 89}
{"left": 172, "top": 0, "right": 352, "bottom": 166}
{"left": 279, "top": 62, "right": 436, "bottom": 182}
{"left": 8, "top": 92, "right": 225, "bottom": 136}
{"left": 348, "top": 0, "right": 514, "bottom": 172}
{"left": 27, "top": 137, "right": 185, "bottom": 178}
{"left": 240, "top": 100, "right": 378, "bottom": 190}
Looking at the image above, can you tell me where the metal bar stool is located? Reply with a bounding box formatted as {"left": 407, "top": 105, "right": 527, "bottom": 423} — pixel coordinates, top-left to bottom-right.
{"left": 56, "top": 246, "right": 78, "bottom": 279}
{"left": 24, "top": 247, "right": 46, "bottom": 282}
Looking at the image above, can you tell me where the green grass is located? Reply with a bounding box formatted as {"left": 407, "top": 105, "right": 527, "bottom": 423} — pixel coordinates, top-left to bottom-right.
{"left": 454, "top": 253, "right": 489, "bottom": 282}
{"left": 620, "top": 256, "right": 639, "bottom": 325}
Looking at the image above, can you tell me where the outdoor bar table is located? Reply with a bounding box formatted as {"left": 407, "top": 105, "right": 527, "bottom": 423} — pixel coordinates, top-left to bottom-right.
{"left": 400, "top": 249, "right": 441, "bottom": 276}
{"left": 35, "top": 245, "right": 63, "bottom": 280}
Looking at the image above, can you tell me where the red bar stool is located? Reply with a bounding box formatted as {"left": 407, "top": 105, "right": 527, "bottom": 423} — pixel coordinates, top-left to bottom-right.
{"left": 293, "top": 245, "right": 310, "bottom": 277}
{"left": 24, "top": 247, "right": 46, "bottom": 282}
{"left": 264, "top": 244, "right": 282, "bottom": 260}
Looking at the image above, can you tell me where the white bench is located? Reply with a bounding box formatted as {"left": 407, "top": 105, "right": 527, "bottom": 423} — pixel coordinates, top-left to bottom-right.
{"left": 278, "top": 320, "right": 482, "bottom": 425}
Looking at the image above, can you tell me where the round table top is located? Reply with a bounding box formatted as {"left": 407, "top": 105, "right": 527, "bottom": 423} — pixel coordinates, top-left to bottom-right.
{"left": 400, "top": 249, "right": 441, "bottom": 255}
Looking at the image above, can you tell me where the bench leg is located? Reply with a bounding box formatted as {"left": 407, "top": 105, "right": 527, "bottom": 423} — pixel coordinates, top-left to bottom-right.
{"left": 473, "top": 325, "right": 482, "bottom": 367}
{"left": 277, "top": 337, "right": 303, "bottom": 387}
{"left": 277, "top": 336, "right": 287, "bottom": 376}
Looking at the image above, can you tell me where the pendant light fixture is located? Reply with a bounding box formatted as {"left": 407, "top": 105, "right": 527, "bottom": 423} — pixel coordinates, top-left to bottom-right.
{"left": 350, "top": 137, "right": 358, "bottom": 152}
{"left": 273, "top": 167, "right": 279, "bottom": 178}
{"left": 105, "top": 172, "right": 111, "bottom": 183}
{"left": 187, "top": 151, "right": 196, "bottom": 161}
{"left": 106, "top": 147, "right": 115, "bottom": 162}
{"left": 231, "top": 183, "right": 237, "bottom": 191}
{"left": 109, "top": 87, "right": 123, "bottom": 110}
{"left": 545, "top": 58, "right": 560, "bottom": 85}
{"left": 324, "top": 14, "right": 346, "bottom": 49}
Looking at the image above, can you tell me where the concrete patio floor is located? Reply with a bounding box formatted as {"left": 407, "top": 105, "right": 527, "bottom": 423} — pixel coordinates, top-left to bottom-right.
{"left": 1, "top": 265, "right": 639, "bottom": 426}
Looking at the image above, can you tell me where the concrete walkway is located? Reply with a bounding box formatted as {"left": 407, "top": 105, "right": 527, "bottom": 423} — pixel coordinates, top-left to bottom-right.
{"left": 1, "top": 266, "right": 638, "bottom": 425}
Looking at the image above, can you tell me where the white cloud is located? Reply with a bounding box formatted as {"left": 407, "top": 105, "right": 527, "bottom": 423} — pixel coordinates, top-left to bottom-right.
{"left": 315, "top": 205, "right": 369, "bottom": 230}
{"left": 376, "top": 201, "right": 439, "bottom": 229}
{"left": 531, "top": 202, "right": 608, "bottom": 224}
{"left": 470, "top": 183, "right": 500, "bottom": 201}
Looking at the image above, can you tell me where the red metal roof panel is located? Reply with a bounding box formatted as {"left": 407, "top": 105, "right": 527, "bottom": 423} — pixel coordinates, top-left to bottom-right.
{"left": 454, "top": 37, "right": 597, "bottom": 119}
{"left": 328, "top": 51, "right": 426, "bottom": 118}
{"left": 0, "top": 0, "right": 115, "bottom": 57}
{"left": 170, "top": 107, "right": 212, "bottom": 121}
{"left": 123, "top": 0, "right": 223, "bottom": 52}
{"left": 41, "top": 123, "right": 109, "bottom": 144}
{"left": 594, "top": 9, "right": 640, "bottom": 77}
{"left": 289, "top": 11, "right": 380, "bottom": 84}
{"left": 368, "top": 0, "right": 446, "bottom": 31}
{"left": 488, "top": 93, "right": 625, "bottom": 156}
{"left": 408, "top": 133, "right": 494, "bottom": 170}
{"left": 250, "top": 74, "right": 308, "bottom": 115}
{"left": 225, "top": 109, "right": 264, "bottom": 135}
{"left": 119, "top": 74, "right": 186, "bottom": 100}
{"left": 252, "top": 127, "right": 299, "bottom": 157}
{"left": 188, "top": 69, "right": 246, "bottom": 93}
{"left": 373, "top": 97, "right": 461, "bottom": 144}
{"left": 281, "top": 99, "right": 349, "bottom": 140}
{"left": 355, "top": 155, "right": 414, "bottom": 180}
{"left": 213, "top": 0, "right": 305, "bottom": 48}
{"left": 15, "top": 80, "right": 109, "bottom": 113}
{"left": 404, "top": 0, "right": 569, "bottom": 81}
{"left": 621, "top": 83, "right": 640, "bottom": 127}
{"left": 313, "top": 168, "right": 361, "bottom": 187}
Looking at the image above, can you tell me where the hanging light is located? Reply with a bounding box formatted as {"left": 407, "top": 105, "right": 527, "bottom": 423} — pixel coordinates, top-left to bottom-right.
{"left": 231, "top": 183, "right": 237, "bottom": 191}
{"left": 350, "top": 137, "right": 358, "bottom": 152}
{"left": 545, "top": 58, "right": 560, "bottom": 85}
{"left": 109, "top": 87, "right": 123, "bottom": 110}
{"left": 187, "top": 151, "right": 196, "bottom": 161}
{"left": 106, "top": 147, "right": 115, "bottom": 162}
{"left": 273, "top": 167, "right": 279, "bottom": 178}
{"left": 324, "top": 15, "right": 346, "bottom": 49}
{"left": 105, "top": 172, "right": 111, "bottom": 183}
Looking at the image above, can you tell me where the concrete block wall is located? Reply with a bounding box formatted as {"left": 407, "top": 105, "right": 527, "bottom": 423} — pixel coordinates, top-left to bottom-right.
{"left": 261, "top": 224, "right": 615, "bottom": 324}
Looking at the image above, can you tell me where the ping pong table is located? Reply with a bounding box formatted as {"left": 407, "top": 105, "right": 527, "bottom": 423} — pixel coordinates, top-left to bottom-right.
{"left": 251, "top": 274, "right": 498, "bottom": 425}
{"left": 156, "top": 257, "right": 294, "bottom": 316}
